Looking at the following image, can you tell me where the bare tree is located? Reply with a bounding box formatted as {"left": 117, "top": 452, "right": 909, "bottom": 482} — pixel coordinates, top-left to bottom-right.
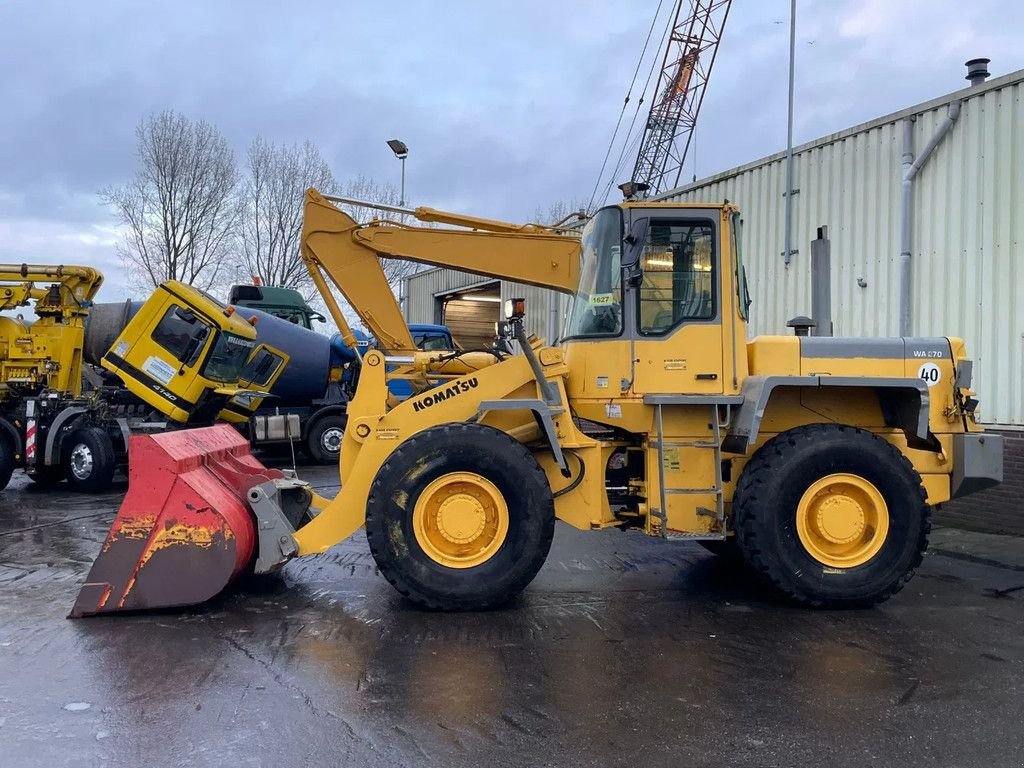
{"left": 103, "top": 110, "right": 239, "bottom": 292}
{"left": 332, "top": 175, "right": 426, "bottom": 288}
{"left": 532, "top": 197, "right": 589, "bottom": 227}
{"left": 236, "top": 138, "right": 336, "bottom": 294}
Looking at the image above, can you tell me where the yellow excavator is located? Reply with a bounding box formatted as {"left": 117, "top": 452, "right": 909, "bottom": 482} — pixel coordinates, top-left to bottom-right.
{"left": 71, "top": 189, "right": 1002, "bottom": 616}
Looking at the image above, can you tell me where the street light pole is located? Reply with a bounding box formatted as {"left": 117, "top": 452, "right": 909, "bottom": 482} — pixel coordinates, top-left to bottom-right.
{"left": 399, "top": 155, "right": 406, "bottom": 206}
{"left": 387, "top": 139, "right": 409, "bottom": 206}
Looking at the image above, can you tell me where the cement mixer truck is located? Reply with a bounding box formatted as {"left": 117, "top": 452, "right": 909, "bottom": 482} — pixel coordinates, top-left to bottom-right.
{"left": 222, "top": 283, "right": 454, "bottom": 463}
{"left": 0, "top": 264, "right": 265, "bottom": 493}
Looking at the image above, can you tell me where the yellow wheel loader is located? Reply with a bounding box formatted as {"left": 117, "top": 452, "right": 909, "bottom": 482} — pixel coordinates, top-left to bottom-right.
{"left": 71, "top": 190, "right": 1002, "bottom": 616}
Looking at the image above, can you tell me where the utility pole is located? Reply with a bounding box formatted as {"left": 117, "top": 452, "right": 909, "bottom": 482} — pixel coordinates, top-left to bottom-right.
{"left": 783, "top": 0, "right": 797, "bottom": 266}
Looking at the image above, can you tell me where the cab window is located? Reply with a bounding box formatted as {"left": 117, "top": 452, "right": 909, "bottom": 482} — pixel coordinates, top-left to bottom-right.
{"left": 638, "top": 220, "right": 715, "bottom": 335}
{"left": 731, "top": 211, "right": 751, "bottom": 321}
{"left": 152, "top": 305, "right": 211, "bottom": 365}
{"left": 240, "top": 347, "right": 285, "bottom": 388}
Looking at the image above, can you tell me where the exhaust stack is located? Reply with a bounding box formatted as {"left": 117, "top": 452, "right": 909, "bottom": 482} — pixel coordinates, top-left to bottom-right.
{"left": 965, "top": 58, "right": 991, "bottom": 87}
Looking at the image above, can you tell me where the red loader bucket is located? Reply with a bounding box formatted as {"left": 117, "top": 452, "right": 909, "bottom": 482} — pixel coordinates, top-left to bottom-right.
{"left": 70, "top": 425, "right": 283, "bottom": 617}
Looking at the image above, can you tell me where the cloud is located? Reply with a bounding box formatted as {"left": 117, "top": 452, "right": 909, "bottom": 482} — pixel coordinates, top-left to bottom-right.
{"left": 0, "top": 0, "right": 1021, "bottom": 302}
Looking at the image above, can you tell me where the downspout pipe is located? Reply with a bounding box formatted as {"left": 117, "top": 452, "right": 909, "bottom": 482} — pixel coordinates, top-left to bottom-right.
{"left": 898, "top": 99, "right": 961, "bottom": 337}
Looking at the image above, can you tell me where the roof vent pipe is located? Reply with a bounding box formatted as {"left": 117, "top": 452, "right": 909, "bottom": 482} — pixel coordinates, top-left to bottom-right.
{"left": 965, "top": 58, "right": 991, "bottom": 86}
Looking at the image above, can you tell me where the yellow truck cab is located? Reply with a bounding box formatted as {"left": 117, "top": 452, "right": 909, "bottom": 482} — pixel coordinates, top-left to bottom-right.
{"left": 101, "top": 281, "right": 260, "bottom": 424}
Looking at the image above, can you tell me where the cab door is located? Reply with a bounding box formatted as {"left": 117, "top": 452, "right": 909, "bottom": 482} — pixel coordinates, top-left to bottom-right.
{"left": 629, "top": 210, "right": 725, "bottom": 396}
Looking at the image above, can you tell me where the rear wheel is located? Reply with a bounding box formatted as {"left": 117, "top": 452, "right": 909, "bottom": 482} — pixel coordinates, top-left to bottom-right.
{"left": 63, "top": 426, "right": 116, "bottom": 493}
{"left": 0, "top": 437, "right": 14, "bottom": 492}
{"left": 305, "top": 413, "right": 347, "bottom": 465}
{"left": 698, "top": 538, "right": 743, "bottom": 561}
{"left": 734, "top": 424, "right": 930, "bottom": 607}
{"left": 365, "top": 423, "right": 555, "bottom": 610}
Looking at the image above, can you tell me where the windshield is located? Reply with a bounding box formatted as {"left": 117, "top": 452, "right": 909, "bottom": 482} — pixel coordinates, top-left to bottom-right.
{"left": 202, "top": 332, "right": 257, "bottom": 383}
{"left": 564, "top": 207, "right": 623, "bottom": 338}
{"left": 265, "top": 307, "right": 312, "bottom": 328}
{"left": 414, "top": 333, "right": 453, "bottom": 351}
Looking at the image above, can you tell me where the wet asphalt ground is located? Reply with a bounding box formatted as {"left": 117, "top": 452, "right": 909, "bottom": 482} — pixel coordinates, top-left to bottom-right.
{"left": 1, "top": 464, "right": 1022, "bottom": 768}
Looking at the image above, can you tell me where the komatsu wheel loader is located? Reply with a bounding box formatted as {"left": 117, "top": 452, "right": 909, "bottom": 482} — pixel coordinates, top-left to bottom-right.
{"left": 0, "top": 264, "right": 268, "bottom": 492}
{"left": 71, "top": 189, "right": 1002, "bottom": 616}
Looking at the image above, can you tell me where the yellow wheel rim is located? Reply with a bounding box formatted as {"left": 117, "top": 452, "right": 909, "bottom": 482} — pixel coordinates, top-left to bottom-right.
{"left": 796, "top": 473, "right": 889, "bottom": 568}
{"left": 412, "top": 472, "right": 509, "bottom": 569}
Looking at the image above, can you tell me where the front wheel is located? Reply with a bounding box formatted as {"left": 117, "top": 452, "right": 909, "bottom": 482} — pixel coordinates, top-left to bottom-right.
{"left": 365, "top": 423, "right": 555, "bottom": 610}
{"left": 734, "top": 424, "right": 930, "bottom": 607}
{"left": 63, "top": 426, "right": 116, "bottom": 493}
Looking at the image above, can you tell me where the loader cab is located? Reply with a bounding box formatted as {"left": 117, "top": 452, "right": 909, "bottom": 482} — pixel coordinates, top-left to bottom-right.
{"left": 562, "top": 203, "right": 749, "bottom": 420}
{"left": 101, "top": 282, "right": 259, "bottom": 424}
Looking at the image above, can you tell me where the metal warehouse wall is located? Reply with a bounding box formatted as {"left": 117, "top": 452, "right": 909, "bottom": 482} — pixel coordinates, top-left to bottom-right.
{"left": 660, "top": 70, "right": 1024, "bottom": 427}
{"left": 404, "top": 268, "right": 499, "bottom": 325}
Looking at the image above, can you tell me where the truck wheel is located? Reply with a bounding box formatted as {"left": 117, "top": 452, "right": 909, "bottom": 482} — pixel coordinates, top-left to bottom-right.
{"left": 365, "top": 423, "right": 555, "bottom": 610}
{"left": 63, "top": 427, "right": 116, "bottom": 493}
{"left": 734, "top": 424, "right": 930, "bottom": 607}
{"left": 306, "top": 414, "right": 347, "bottom": 464}
{"left": 29, "top": 465, "right": 64, "bottom": 487}
{"left": 0, "top": 437, "right": 14, "bottom": 492}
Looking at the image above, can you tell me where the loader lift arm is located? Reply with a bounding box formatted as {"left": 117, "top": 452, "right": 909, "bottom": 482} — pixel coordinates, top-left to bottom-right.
{"left": 300, "top": 189, "right": 582, "bottom": 353}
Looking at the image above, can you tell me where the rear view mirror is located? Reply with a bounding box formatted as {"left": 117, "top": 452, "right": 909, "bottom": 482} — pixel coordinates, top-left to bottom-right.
{"left": 622, "top": 217, "right": 648, "bottom": 286}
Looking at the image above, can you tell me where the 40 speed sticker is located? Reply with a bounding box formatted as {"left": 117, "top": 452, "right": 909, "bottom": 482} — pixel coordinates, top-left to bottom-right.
{"left": 918, "top": 362, "right": 941, "bottom": 387}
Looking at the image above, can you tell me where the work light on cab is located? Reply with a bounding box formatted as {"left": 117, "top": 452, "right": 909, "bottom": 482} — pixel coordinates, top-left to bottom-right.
{"left": 505, "top": 298, "right": 526, "bottom": 319}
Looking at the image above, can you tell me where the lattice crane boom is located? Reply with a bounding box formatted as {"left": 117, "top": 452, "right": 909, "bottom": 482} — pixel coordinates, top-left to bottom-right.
{"left": 631, "top": 0, "right": 732, "bottom": 197}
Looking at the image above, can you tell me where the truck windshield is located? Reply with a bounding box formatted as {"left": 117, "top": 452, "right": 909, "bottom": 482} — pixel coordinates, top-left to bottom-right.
{"left": 414, "top": 333, "right": 453, "bottom": 351}
{"left": 564, "top": 206, "right": 623, "bottom": 338}
{"left": 202, "top": 332, "right": 257, "bottom": 383}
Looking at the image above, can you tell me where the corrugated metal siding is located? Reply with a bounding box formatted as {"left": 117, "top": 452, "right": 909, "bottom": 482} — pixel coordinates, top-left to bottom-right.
{"left": 404, "top": 268, "right": 497, "bottom": 325}
{"left": 661, "top": 72, "right": 1024, "bottom": 425}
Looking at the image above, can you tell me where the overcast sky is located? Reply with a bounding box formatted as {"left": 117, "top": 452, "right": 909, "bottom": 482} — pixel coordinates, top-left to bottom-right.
{"left": 1, "top": 0, "right": 1021, "bottom": 301}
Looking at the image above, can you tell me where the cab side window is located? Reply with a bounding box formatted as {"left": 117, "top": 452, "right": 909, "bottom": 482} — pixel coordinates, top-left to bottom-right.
{"left": 152, "top": 305, "right": 210, "bottom": 365}
{"left": 638, "top": 220, "right": 715, "bottom": 335}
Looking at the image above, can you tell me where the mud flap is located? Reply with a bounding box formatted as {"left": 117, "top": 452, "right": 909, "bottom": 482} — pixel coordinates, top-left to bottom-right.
{"left": 70, "top": 425, "right": 283, "bottom": 617}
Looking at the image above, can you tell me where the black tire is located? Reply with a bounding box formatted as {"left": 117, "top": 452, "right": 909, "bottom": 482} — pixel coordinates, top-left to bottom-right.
{"left": 62, "top": 426, "right": 117, "bottom": 493}
{"left": 0, "top": 436, "right": 14, "bottom": 492}
{"left": 365, "top": 423, "right": 555, "bottom": 610}
{"left": 28, "top": 465, "right": 64, "bottom": 487}
{"left": 734, "top": 424, "right": 930, "bottom": 607}
{"left": 305, "top": 413, "right": 347, "bottom": 465}
{"left": 698, "top": 538, "right": 744, "bottom": 561}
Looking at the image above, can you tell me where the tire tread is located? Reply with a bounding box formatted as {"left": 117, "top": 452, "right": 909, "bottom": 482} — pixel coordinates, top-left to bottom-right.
{"left": 734, "top": 423, "right": 931, "bottom": 607}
